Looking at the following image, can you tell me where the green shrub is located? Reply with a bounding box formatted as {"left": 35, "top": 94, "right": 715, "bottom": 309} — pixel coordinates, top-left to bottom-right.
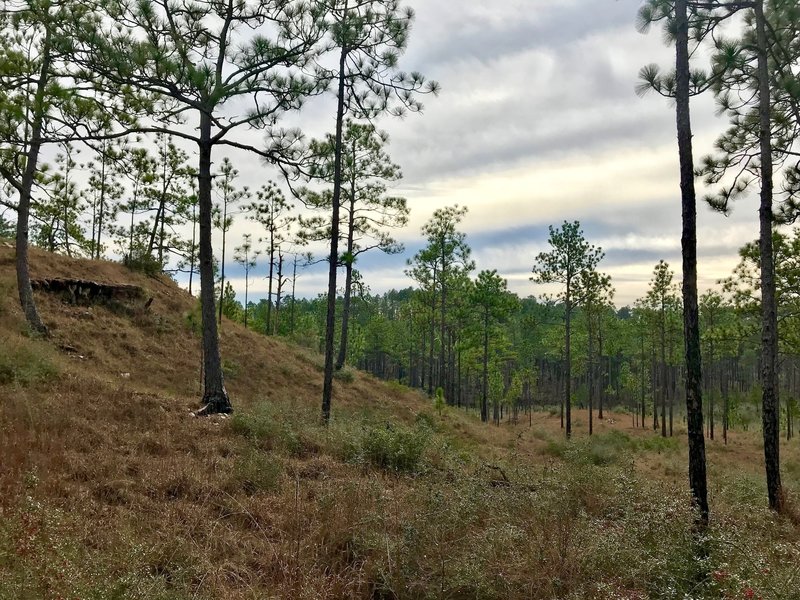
{"left": 123, "top": 252, "right": 163, "bottom": 276}
{"left": 638, "top": 434, "right": 680, "bottom": 453}
{"left": 591, "top": 430, "right": 634, "bottom": 463}
{"left": 0, "top": 338, "right": 58, "bottom": 386}
{"left": 351, "top": 422, "right": 430, "bottom": 474}
{"left": 434, "top": 387, "right": 445, "bottom": 415}
{"left": 228, "top": 450, "right": 282, "bottom": 494}
{"left": 230, "top": 402, "right": 318, "bottom": 457}
{"left": 222, "top": 358, "right": 240, "bottom": 379}
{"left": 230, "top": 404, "right": 279, "bottom": 445}
{"left": 333, "top": 367, "right": 355, "bottom": 383}
{"left": 182, "top": 301, "right": 202, "bottom": 336}
{"left": 362, "top": 425, "right": 427, "bottom": 473}
{"left": 415, "top": 411, "right": 437, "bottom": 431}
{"left": 584, "top": 439, "right": 624, "bottom": 466}
{"left": 542, "top": 439, "right": 567, "bottom": 458}
{"left": 384, "top": 379, "right": 408, "bottom": 393}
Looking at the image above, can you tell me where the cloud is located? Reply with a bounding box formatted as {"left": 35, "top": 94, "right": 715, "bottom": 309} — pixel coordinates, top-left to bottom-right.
{"left": 172, "top": 0, "right": 761, "bottom": 311}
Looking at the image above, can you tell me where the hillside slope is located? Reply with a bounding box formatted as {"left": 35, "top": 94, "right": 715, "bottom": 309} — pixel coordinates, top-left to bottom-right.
{"left": 1, "top": 245, "right": 799, "bottom": 599}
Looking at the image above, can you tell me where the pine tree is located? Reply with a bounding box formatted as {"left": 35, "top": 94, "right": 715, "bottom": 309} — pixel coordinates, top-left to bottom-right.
{"left": 213, "top": 157, "right": 250, "bottom": 326}
{"left": 531, "top": 221, "right": 604, "bottom": 438}
{"left": 80, "top": 0, "right": 326, "bottom": 413}
{"left": 234, "top": 233, "right": 260, "bottom": 329}
{"left": 312, "top": 0, "right": 438, "bottom": 423}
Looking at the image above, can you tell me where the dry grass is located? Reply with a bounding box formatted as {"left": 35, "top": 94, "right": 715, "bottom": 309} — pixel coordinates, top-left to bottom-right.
{"left": 1, "top": 245, "right": 800, "bottom": 599}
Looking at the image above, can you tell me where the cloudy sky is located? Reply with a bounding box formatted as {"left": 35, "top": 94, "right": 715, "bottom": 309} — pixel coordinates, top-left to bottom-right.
{"left": 218, "top": 0, "right": 761, "bottom": 308}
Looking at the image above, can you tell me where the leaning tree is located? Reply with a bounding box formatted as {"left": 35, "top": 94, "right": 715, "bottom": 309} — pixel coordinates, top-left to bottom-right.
{"left": 0, "top": 0, "right": 135, "bottom": 334}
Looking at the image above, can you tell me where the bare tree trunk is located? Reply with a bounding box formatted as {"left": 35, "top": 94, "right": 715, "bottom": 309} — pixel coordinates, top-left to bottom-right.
{"left": 588, "top": 316, "right": 594, "bottom": 436}
{"left": 652, "top": 343, "right": 658, "bottom": 431}
{"left": 336, "top": 187, "right": 356, "bottom": 370}
{"left": 63, "top": 145, "right": 72, "bottom": 258}
{"left": 95, "top": 149, "right": 107, "bottom": 260}
{"left": 676, "top": 0, "right": 708, "bottom": 526}
{"left": 661, "top": 309, "right": 667, "bottom": 438}
{"left": 641, "top": 332, "right": 646, "bottom": 429}
{"left": 189, "top": 202, "right": 197, "bottom": 295}
{"left": 321, "top": 41, "right": 348, "bottom": 423}
{"left": 722, "top": 357, "right": 729, "bottom": 445}
{"left": 598, "top": 328, "right": 605, "bottom": 420}
{"left": 243, "top": 264, "right": 249, "bottom": 329}
{"left": 428, "top": 271, "right": 436, "bottom": 396}
{"left": 275, "top": 252, "right": 284, "bottom": 334}
{"left": 197, "top": 110, "right": 230, "bottom": 414}
{"left": 709, "top": 346, "right": 715, "bottom": 441}
{"left": 440, "top": 242, "right": 447, "bottom": 395}
{"left": 420, "top": 324, "right": 426, "bottom": 391}
{"left": 481, "top": 308, "right": 489, "bottom": 423}
{"left": 289, "top": 254, "right": 297, "bottom": 335}
{"left": 148, "top": 148, "right": 168, "bottom": 260}
{"left": 217, "top": 197, "right": 228, "bottom": 325}
{"left": 266, "top": 226, "right": 275, "bottom": 335}
{"left": 15, "top": 29, "right": 51, "bottom": 336}
{"left": 128, "top": 180, "right": 137, "bottom": 261}
{"left": 755, "top": 0, "right": 783, "bottom": 512}
{"left": 565, "top": 297, "right": 572, "bottom": 438}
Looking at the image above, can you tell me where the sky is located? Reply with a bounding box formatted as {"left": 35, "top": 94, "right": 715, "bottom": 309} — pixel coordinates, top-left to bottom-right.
{"left": 214, "top": 0, "right": 762, "bottom": 308}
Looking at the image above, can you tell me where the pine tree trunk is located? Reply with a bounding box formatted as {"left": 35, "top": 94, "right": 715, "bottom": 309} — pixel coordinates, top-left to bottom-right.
{"left": 755, "top": 0, "right": 783, "bottom": 512}
{"left": 148, "top": 155, "right": 168, "bottom": 260}
{"left": 588, "top": 316, "right": 594, "bottom": 436}
{"left": 129, "top": 181, "right": 137, "bottom": 261}
{"left": 189, "top": 204, "right": 197, "bottom": 295}
{"left": 217, "top": 200, "right": 228, "bottom": 325}
{"left": 481, "top": 308, "right": 489, "bottom": 423}
{"left": 266, "top": 227, "right": 275, "bottom": 334}
{"left": 289, "top": 255, "right": 297, "bottom": 335}
{"left": 652, "top": 344, "right": 658, "bottom": 431}
{"left": 676, "top": 0, "right": 708, "bottom": 526}
{"left": 641, "top": 333, "right": 646, "bottom": 429}
{"left": 95, "top": 150, "right": 107, "bottom": 260}
{"left": 336, "top": 189, "right": 356, "bottom": 370}
{"left": 321, "top": 41, "right": 348, "bottom": 423}
{"left": 15, "top": 28, "right": 51, "bottom": 336}
{"left": 565, "top": 297, "right": 572, "bottom": 438}
{"left": 197, "top": 109, "right": 230, "bottom": 414}
{"left": 661, "top": 310, "right": 667, "bottom": 438}
{"left": 722, "top": 357, "right": 729, "bottom": 445}
{"left": 420, "top": 326, "right": 426, "bottom": 391}
{"left": 439, "top": 241, "right": 447, "bottom": 394}
{"left": 243, "top": 267, "right": 249, "bottom": 328}
{"left": 709, "top": 347, "right": 715, "bottom": 440}
{"left": 598, "top": 330, "right": 605, "bottom": 419}
{"left": 275, "top": 253, "right": 284, "bottom": 335}
{"left": 669, "top": 365, "right": 674, "bottom": 437}
{"left": 428, "top": 273, "right": 436, "bottom": 396}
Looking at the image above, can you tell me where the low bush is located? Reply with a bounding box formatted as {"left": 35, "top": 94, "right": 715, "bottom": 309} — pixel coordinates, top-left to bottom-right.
{"left": 230, "top": 401, "right": 322, "bottom": 458}
{"left": 332, "top": 366, "right": 355, "bottom": 383}
{"left": 227, "top": 449, "right": 282, "bottom": 495}
{"left": 639, "top": 433, "right": 680, "bottom": 453}
{"left": 0, "top": 337, "right": 58, "bottom": 386}
{"left": 358, "top": 422, "right": 430, "bottom": 473}
{"left": 221, "top": 358, "right": 240, "bottom": 379}
{"left": 123, "top": 252, "right": 163, "bottom": 277}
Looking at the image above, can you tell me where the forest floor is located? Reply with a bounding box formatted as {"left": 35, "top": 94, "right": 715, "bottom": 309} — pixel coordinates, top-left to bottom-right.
{"left": 1, "top": 244, "right": 799, "bottom": 599}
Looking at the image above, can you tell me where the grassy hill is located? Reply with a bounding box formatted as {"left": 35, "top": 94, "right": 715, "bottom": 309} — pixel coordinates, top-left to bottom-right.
{"left": 1, "top": 244, "right": 799, "bottom": 599}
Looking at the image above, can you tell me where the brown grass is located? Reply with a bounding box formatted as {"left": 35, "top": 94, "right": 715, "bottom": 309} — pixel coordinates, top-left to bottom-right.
{"left": 1, "top": 245, "right": 799, "bottom": 599}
